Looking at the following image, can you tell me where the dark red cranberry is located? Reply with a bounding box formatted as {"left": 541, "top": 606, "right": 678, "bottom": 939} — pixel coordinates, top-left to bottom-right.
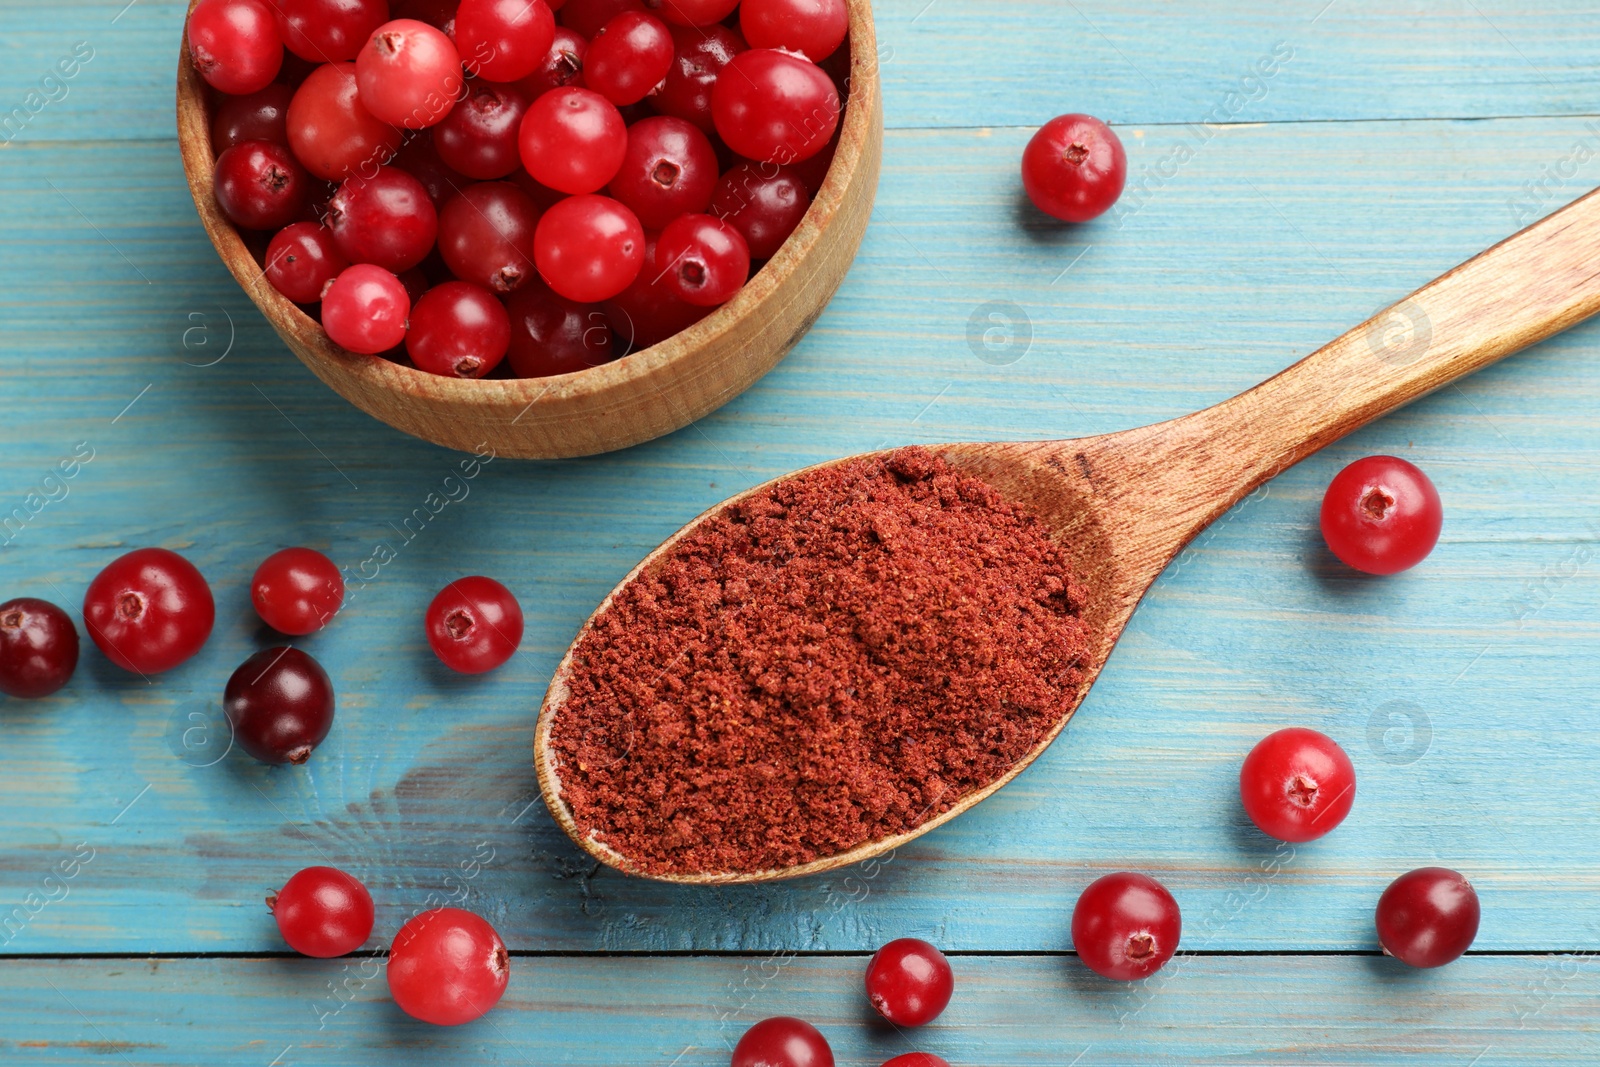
{"left": 214, "top": 140, "right": 312, "bottom": 231}
{"left": 265, "top": 223, "right": 349, "bottom": 303}
{"left": 558, "top": 0, "right": 642, "bottom": 37}
{"left": 83, "top": 548, "right": 215, "bottom": 675}
{"left": 518, "top": 25, "right": 587, "bottom": 95}
{"left": 274, "top": 0, "right": 390, "bottom": 62}
{"left": 437, "top": 181, "right": 541, "bottom": 292}
{"left": 0, "top": 598, "right": 79, "bottom": 699}
{"left": 224, "top": 647, "right": 336, "bottom": 764}
{"left": 1376, "top": 867, "right": 1480, "bottom": 968}
{"left": 602, "top": 234, "right": 708, "bottom": 349}
{"left": 731, "top": 1017, "right": 833, "bottom": 1067}
{"left": 711, "top": 162, "right": 811, "bottom": 259}
{"left": 326, "top": 165, "right": 439, "bottom": 272}
{"left": 608, "top": 116, "right": 718, "bottom": 229}
{"left": 433, "top": 82, "right": 530, "bottom": 179}
{"left": 390, "top": 134, "right": 470, "bottom": 207}
{"left": 505, "top": 282, "right": 614, "bottom": 377}
{"left": 211, "top": 83, "right": 295, "bottom": 153}
{"left": 652, "top": 22, "right": 745, "bottom": 133}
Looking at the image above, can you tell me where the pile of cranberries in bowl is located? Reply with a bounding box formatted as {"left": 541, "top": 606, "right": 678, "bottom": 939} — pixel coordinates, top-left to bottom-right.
{"left": 189, "top": 0, "right": 850, "bottom": 379}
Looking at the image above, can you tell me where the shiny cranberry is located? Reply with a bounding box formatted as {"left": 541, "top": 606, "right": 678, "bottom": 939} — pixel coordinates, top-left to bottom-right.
{"left": 407, "top": 282, "right": 511, "bottom": 378}
{"left": 1022, "top": 113, "right": 1126, "bottom": 223}
{"left": 287, "top": 61, "right": 403, "bottom": 181}
{"left": 356, "top": 18, "right": 463, "bottom": 128}
{"left": 646, "top": 0, "right": 737, "bottom": 27}
{"left": 656, "top": 213, "right": 749, "bottom": 306}
{"left": 865, "top": 938, "right": 953, "bottom": 1027}
{"left": 584, "top": 11, "right": 673, "bottom": 105}
{"left": 188, "top": 0, "right": 284, "bottom": 95}
{"left": 711, "top": 162, "right": 811, "bottom": 259}
{"left": 388, "top": 907, "right": 510, "bottom": 1025}
{"left": 519, "top": 86, "right": 627, "bottom": 194}
{"left": 0, "top": 598, "right": 79, "bottom": 699}
{"left": 606, "top": 117, "right": 717, "bottom": 229}
{"left": 1320, "top": 455, "right": 1443, "bottom": 575}
{"left": 214, "top": 141, "right": 311, "bottom": 231}
{"left": 269, "top": 865, "right": 374, "bottom": 957}
{"left": 83, "top": 549, "right": 215, "bottom": 675}
{"left": 558, "top": 0, "right": 642, "bottom": 37}
{"left": 535, "top": 194, "right": 644, "bottom": 302}
{"left": 390, "top": 134, "right": 469, "bottom": 206}
{"left": 438, "top": 181, "right": 541, "bottom": 292}
{"left": 603, "top": 234, "right": 707, "bottom": 349}
{"left": 519, "top": 25, "right": 587, "bottom": 94}
{"left": 251, "top": 547, "right": 344, "bottom": 634}
{"left": 505, "top": 282, "right": 613, "bottom": 376}
{"left": 881, "top": 1058, "right": 950, "bottom": 1067}
{"left": 326, "top": 165, "right": 438, "bottom": 271}
{"left": 224, "top": 646, "right": 336, "bottom": 764}
{"left": 1240, "top": 727, "right": 1356, "bottom": 843}
{"left": 433, "top": 82, "right": 529, "bottom": 179}
{"left": 788, "top": 123, "right": 838, "bottom": 193}
{"left": 211, "top": 83, "right": 294, "bottom": 153}
{"left": 265, "top": 223, "right": 348, "bottom": 303}
{"left": 425, "top": 576, "right": 523, "bottom": 673}
{"left": 456, "top": 0, "right": 555, "bottom": 81}
{"left": 653, "top": 23, "right": 745, "bottom": 134}
{"left": 1376, "top": 867, "right": 1480, "bottom": 968}
{"left": 732, "top": 1017, "right": 833, "bottom": 1067}
{"left": 740, "top": 0, "right": 848, "bottom": 62}
{"left": 321, "top": 263, "right": 411, "bottom": 353}
{"left": 1072, "top": 872, "right": 1181, "bottom": 981}
{"left": 712, "top": 49, "right": 839, "bottom": 165}
{"left": 274, "top": 0, "right": 390, "bottom": 62}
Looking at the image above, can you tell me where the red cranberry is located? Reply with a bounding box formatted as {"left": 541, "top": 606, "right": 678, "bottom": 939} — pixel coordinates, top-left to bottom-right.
{"left": 584, "top": 11, "right": 673, "bottom": 105}
{"left": 1320, "top": 455, "right": 1443, "bottom": 575}
{"left": 407, "top": 282, "right": 512, "bottom": 378}
{"left": 83, "top": 548, "right": 215, "bottom": 675}
{"left": 455, "top": 0, "right": 556, "bottom": 82}
{"left": 731, "top": 1017, "right": 833, "bottom": 1067}
{"left": 1022, "top": 113, "right": 1126, "bottom": 223}
{"left": 740, "top": 0, "right": 848, "bottom": 62}
{"left": 712, "top": 49, "right": 840, "bottom": 165}
{"left": 518, "top": 86, "right": 628, "bottom": 194}
{"left": 356, "top": 18, "right": 463, "bottom": 128}
{"left": 535, "top": 194, "right": 644, "bottom": 303}
{"left": 425, "top": 576, "right": 523, "bottom": 673}
{"left": 646, "top": 0, "right": 737, "bottom": 27}
{"left": 1071, "top": 872, "right": 1181, "bottom": 981}
{"left": 321, "top": 263, "right": 411, "bottom": 353}
{"left": 251, "top": 547, "right": 344, "bottom": 634}
{"left": 390, "top": 134, "right": 469, "bottom": 206}
{"left": 224, "top": 646, "right": 336, "bottom": 764}
{"left": 327, "top": 165, "right": 438, "bottom": 271}
{"left": 188, "top": 0, "right": 284, "bottom": 95}
{"left": 433, "top": 82, "right": 529, "bottom": 179}
{"left": 608, "top": 116, "right": 718, "bottom": 229}
{"left": 265, "top": 223, "right": 349, "bottom": 303}
{"left": 559, "top": 0, "right": 642, "bottom": 37}
{"left": 287, "top": 61, "right": 403, "bottom": 181}
{"left": 388, "top": 907, "right": 510, "bottom": 1025}
{"left": 653, "top": 23, "right": 744, "bottom": 134}
{"left": 881, "top": 1058, "right": 950, "bottom": 1067}
{"left": 214, "top": 141, "right": 311, "bottom": 231}
{"left": 437, "top": 181, "right": 541, "bottom": 292}
{"left": 506, "top": 282, "right": 613, "bottom": 377}
{"left": 711, "top": 162, "right": 811, "bottom": 259}
{"left": 1240, "top": 727, "right": 1356, "bottom": 843}
{"left": 519, "top": 25, "right": 588, "bottom": 95}
{"left": 274, "top": 0, "right": 390, "bottom": 62}
{"left": 788, "top": 123, "right": 839, "bottom": 193}
{"left": 211, "top": 83, "right": 294, "bottom": 153}
{"left": 392, "top": 0, "right": 456, "bottom": 28}
{"left": 1376, "top": 867, "right": 1480, "bottom": 968}
{"left": 0, "top": 598, "right": 79, "bottom": 699}
{"left": 269, "top": 865, "right": 374, "bottom": 957}
{"left": 864, "top": 938, "right": 953, "bottom": 1027}
{"left": 603, "top": 234, "right": 708, "bottom": 349}
{"left": 656, "top": 213, "right": 749, "bottom": 307}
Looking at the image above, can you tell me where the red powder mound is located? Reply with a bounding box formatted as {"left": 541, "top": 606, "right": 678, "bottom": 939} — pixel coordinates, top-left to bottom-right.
{"left": 549, "top": 446, "right": 1091, "bottom": 876}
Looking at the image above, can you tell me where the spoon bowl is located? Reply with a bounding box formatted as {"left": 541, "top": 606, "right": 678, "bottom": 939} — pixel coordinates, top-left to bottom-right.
{"left": 536, "top": 186, "right": 1600, "bottom": 883}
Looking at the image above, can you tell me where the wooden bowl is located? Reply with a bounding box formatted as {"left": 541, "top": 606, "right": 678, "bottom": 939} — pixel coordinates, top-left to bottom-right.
{"left": 175, "top": 2, "right": 883, "bottom": 459}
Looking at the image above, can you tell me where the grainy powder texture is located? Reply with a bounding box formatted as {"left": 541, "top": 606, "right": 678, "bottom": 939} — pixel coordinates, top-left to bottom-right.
{"left": 550, "top": 447, "right": 1090, "bottom": 875}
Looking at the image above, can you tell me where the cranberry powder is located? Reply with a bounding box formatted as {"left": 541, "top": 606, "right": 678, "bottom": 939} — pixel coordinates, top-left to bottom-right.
{"left": 550, "top": 447, "right": 1091, "bottom": 875}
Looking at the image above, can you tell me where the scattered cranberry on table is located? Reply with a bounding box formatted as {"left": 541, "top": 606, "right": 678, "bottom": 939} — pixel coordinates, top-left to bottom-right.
{"left": 0, "top": 598, "right": 79, "bottom": 699}
{"left": 1376, "top": 867, "right": 1480, "bottom": 968}
{"left": 880, "top": 1056, "right": 951, "bottom": 1067}
{"left": 1021, "top": 113, "right": 1127, "bottom": 223}
{"left": 864, "top": 937, "right": 953, "bottom": 1027}
{"left": 224, "top": 646, "right": 337, "bottom": 764}
{"left": 269, "top": 865, "right": 374, "bottom": 957}
{"left": 388, "top": 907, "right": 510, "bottom": 1025}
{"left": 1320, "top": 455, "right": 1443, "bottom": 574}
{"left": 1071, "top": 872, "right": 1181, "bottom": 981}
{"left": 251, "top": 548, "right": 345, "bottom": 635}
{"left": 731, "top": 1016, "right": 834, "bottom": 1067}
{"left": 82, "top": 548, "right": 215, "bottom": 675}
{"left": 1239, "top": 727, "right": 1356, "bottom": 843}
{"left": 425, "top": 576, "right": 524, "bottom": 673}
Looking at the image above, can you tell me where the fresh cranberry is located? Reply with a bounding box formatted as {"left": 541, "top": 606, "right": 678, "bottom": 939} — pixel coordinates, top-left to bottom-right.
{"left": 425, "top": 576, "right": 523, "bottom": 673}
{"left": 326, "top": 165, "right": 438, "bottom": 271}
{"left": 608, "top": 117, "right": 717, "bottom": 228}
{"left": 188, "top": 0, "right": 284, "bottom": 95}
{"left": 653, "top": 23, "right": 744, "bottom": 134}
{"left": 455, "top": 0, "right": 556, "bottom": 81}
{"left": 712, "top": 49, "right": 840, "bottom": 165}
{"left": 211, "top": 84, "right": 294, "bottom": 153}
{"left": 388, "top": 907, "right": 510, "bottom": 1025}
{"left": 1320, "top": 455, "right": 1443, "bottom": 575}
{"left": 881, "top": 1058, "right": 950, "bottom": 1067}
{"left": 265, "top": 223, "right": 348, "bottom": 303}
{"left": 1071, "top": 872, "right": 1181, "bottom": 981}
{"left": 433, "top": 82, "right": 529, "bottom": 179}
{"left": 518, "top": 86, "right": 627, "bottom": 194}
{"left": 214, "top": 141, "right": 311, "bottom": 231}
{"left": 391, "top": 135, "right": 468, "bottom": 205}
{"left": 788, "top": 123, "right": 839, "bottom": 193}
{"left": 519, "top": 25, "right": 588, "bottom": 94}
{"left": 251, "top": 547, "right": 344, "bottom": 634}
{"left": 274, "top": 0, "right": 390, "bottom": 62}
{"left": 437, "top": 181, "right": 541, "bottom": 292}
{"left": 287, "top": 61, "right": 403, "bottom": 181}
{"left": 321, "top": 263, "right": 411, "bottom": 353}
{"left": 1376, "top": 867, "right": 1480, "bottom": 968}
{"left": 407, "top": 282, "right": 512, "bottom": 378}
{"left": 83, "top": 549, "right": 215, "bottom": 675}
{"left": 0, "top": 598, "right": 79, "bottom": 699}
{"left": 731, "top": 1017, "right": 833, "bottom": 1067}
{"left": 1240, "top": 727, "right": 1356, "bottom": 843}
{"left": 534, "top": 194, "right": 644, "bottom": 302}
{"left": 356, "top": 18, "right": 463, "bottom": 128}
{"left": 558, "top": 0, "right": 642, "bottom": 37}
{"left": 646, "top": 0, "right": 738, "bottom": 27}
{"left": 224, "top": 646, "right": 336, "bottom": 764}
{"left": 392, "top": 0, "right": 457, "bottom": 28}
{"left": 584, "top": 11, "right": 673, "bottom": 105}
{"left": 603, "top": 234, "right": 707, "bottom": 349}
{"left": 506, "top": 283, "right": 613, "bottom": 376}
{"left": 269, "top": 865, "right": 374, "bottom": 957}
{"left": 1022, "top": 113, "right": 1126, "bottom": 223}
{"left": 740, "top": 0, "right": 848, "bottom": 62}
{"left": 711, "top": 162, "right": 810, "bottom": 259}
{"left": 656, "top": 213, "right": 749, "bottom": 306}
{"left": 864, "top": 938, "right": 953, "bottom": 1027}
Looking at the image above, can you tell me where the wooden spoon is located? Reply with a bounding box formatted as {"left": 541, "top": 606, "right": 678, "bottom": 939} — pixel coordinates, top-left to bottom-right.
{"left": 535, "top": 187, "right": 1600, "bottom": 884}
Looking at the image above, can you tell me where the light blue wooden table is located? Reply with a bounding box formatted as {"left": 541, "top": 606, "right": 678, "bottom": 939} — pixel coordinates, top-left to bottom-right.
{"left": 3, "top": 1, "right": 1599, "bottom": 1062}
